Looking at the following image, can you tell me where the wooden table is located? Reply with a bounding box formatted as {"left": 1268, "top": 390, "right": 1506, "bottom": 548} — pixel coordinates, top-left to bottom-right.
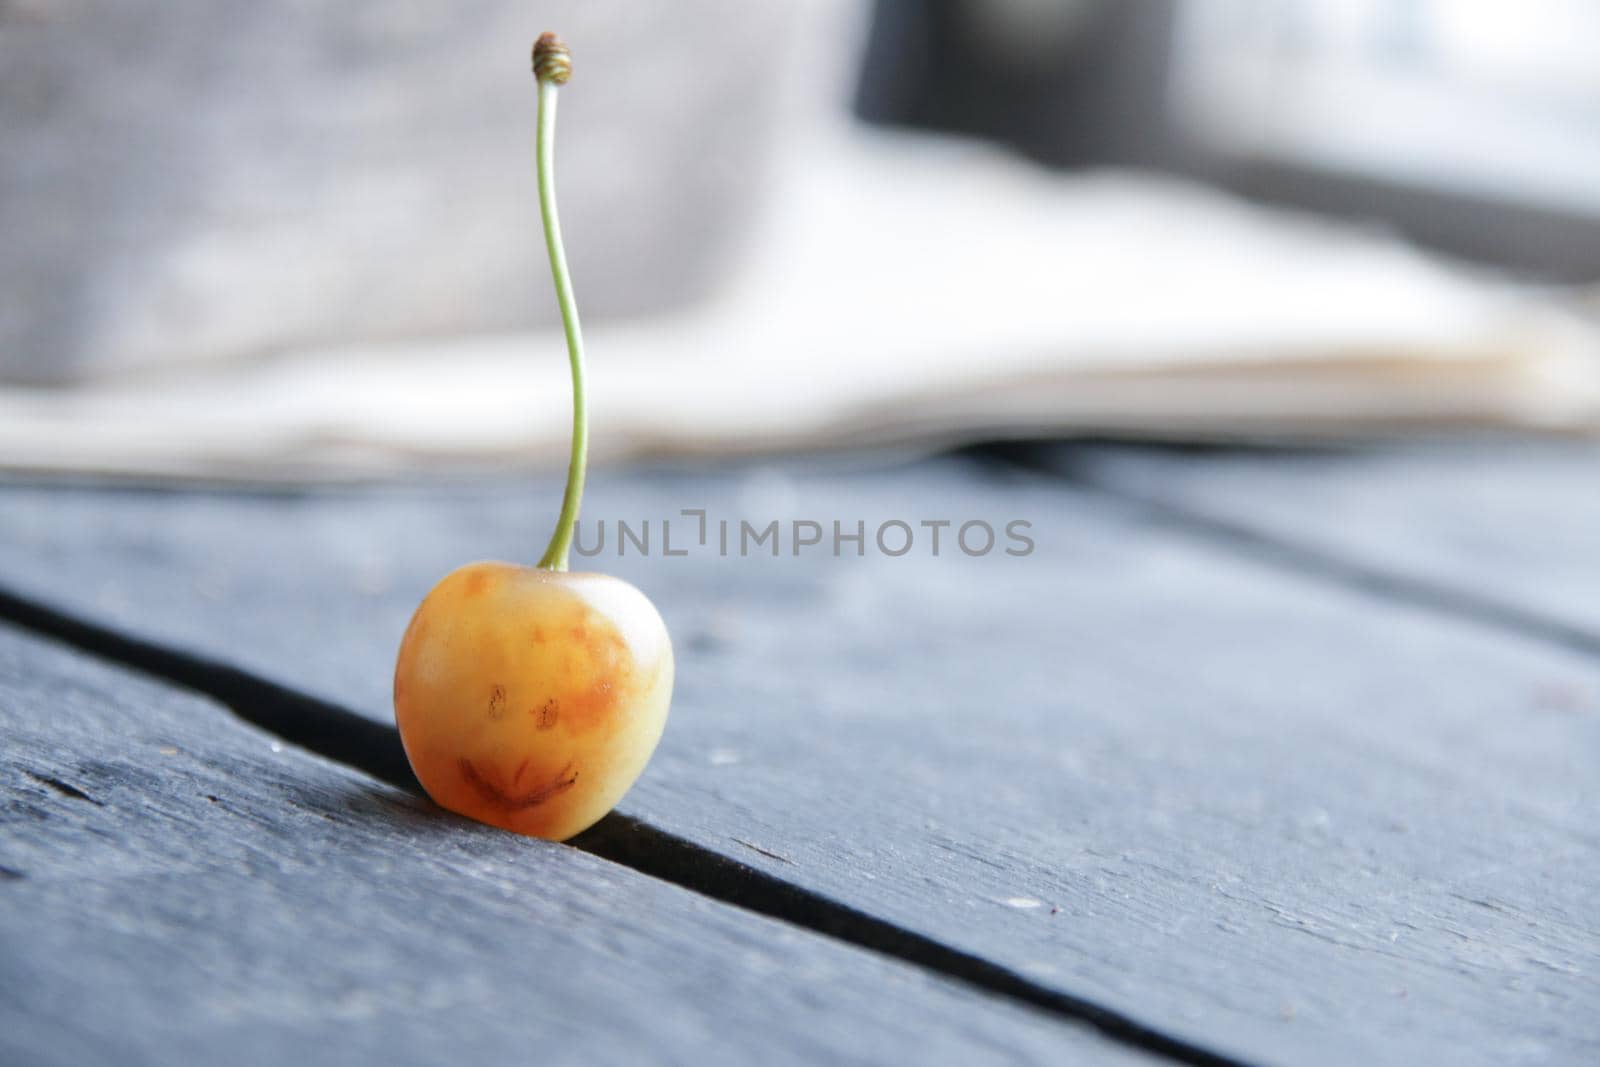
{"left": 2, "top": 441, "right": 1596, "bottom": 1066}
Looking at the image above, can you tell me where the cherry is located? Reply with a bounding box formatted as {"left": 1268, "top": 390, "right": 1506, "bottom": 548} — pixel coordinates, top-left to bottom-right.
{"left": 394, "top": 563, "right": 672, "bottom": 841}
{"left": 394, "top": 34, "right": 673, "bottom": 841}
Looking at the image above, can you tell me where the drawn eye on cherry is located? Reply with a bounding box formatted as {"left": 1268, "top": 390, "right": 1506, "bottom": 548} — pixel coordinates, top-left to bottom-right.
{"left": 393, "top": 34, "right": 673, "bottom": 842}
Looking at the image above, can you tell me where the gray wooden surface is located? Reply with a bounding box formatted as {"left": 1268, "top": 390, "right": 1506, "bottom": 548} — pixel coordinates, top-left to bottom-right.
{"left": 1049, "top": 441, "right": 1600, "bottom": 645}
{"left": 1, "top": 445, "right": 1597, "bottom": 1066}
{"left": 0, "top": 620, "right": 1144, "bottom": 1067}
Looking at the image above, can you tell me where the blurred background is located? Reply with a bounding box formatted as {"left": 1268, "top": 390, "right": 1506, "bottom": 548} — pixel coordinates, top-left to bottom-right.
{"left": 860, "top": 0, "right": 1600, "bottom": 277}
{"left": 2, "top": 0, "right": 1598, "bottom": 479}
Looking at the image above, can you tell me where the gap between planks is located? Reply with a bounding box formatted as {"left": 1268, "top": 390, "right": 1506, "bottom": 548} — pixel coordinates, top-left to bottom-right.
{"left": 0, "top": 582, "right": 1257, "bottom": 1067}
{"left": 969, "top": 443, "right": 1600, "bottom": 662}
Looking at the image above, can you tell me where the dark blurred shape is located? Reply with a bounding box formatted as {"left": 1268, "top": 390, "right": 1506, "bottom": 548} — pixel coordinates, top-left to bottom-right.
{"left": 857, "top": 0, "right": 1600, "bottom": 281}
{"left": 856, "top": 0, "right": 1181, "bottom": 170}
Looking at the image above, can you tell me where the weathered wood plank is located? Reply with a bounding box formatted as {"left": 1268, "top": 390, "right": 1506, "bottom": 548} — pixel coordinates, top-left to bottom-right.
{"left": 0, "top": 620, "right": 1149, "bottom": 1067}
{"left": 1, "top": 456, "right": 1597, "bottom": 1066}
{"left": 1053, "top": 440, "right": 1600, "bottom": 642}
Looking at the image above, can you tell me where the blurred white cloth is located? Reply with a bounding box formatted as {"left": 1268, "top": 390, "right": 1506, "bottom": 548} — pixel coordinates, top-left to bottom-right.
{"left": 4, "top": 128, "right": 1599, "bottom": 482}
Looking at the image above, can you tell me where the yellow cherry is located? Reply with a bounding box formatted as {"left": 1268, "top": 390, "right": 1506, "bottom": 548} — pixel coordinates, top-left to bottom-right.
{"left": 394, "top": 34, "right": 672, "bottom": 840}
{"left": 394, "top": 562, "right": 672, "bottom": 840}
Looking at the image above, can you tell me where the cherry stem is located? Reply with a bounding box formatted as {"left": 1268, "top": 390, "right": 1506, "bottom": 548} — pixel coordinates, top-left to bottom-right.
{"left": 533, "top": 34, "right": 586, "bottom": 572}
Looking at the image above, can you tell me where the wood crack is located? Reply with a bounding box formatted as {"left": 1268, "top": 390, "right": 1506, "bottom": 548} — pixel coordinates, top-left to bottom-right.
{"left": 22, "top": 769, "right": 103, "bottom": 806}
{"left": 973, "top": 442, "right": 1600, "bottom": 661}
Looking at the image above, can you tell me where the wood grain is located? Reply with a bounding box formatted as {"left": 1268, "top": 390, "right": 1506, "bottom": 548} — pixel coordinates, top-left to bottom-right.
{"left": 0, "top": 620, "right": 1147, "bottom": 1067}
{"left": 0, "top": 453, "right": 1596, "bottom": 1066}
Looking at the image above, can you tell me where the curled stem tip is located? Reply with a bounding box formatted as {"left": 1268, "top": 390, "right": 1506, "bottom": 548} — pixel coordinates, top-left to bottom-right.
{"left": 533, "top": 32, "right": 572, "bottom": 84}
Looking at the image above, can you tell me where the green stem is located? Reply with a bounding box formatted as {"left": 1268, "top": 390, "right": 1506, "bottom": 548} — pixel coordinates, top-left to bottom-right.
{"left": 533, "top": 68, "right": 587, "bottom": 571}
